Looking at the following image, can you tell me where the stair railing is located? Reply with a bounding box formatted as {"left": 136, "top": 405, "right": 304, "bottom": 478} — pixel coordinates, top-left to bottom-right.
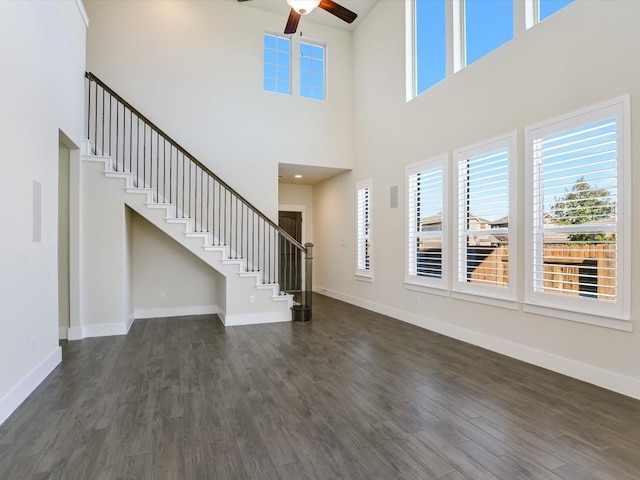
{"left": 85, "top": 72, "right": 312, "bottom": 318}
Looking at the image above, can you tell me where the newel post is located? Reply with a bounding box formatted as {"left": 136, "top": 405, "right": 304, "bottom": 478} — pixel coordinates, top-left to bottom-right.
{"left": 304, "top": 242, "right": 314, "bottom": 314}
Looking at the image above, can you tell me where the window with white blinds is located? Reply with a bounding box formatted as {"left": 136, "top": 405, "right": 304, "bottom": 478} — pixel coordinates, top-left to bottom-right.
{"left": 455, "top": 134, "right": 515, "bottom": 298}
{"left": 525, "top": 97, "right": 630, "bottom": 322}
{"left": 356, "top": 180, "right": 372, "bottom": 276}
{"left": 406, "top": 157, "right": 447, "bottom": 287}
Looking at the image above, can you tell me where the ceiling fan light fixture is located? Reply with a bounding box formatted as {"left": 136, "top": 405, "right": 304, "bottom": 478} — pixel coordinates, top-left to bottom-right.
{"left": 286, "top": 0, "right": 321, "bottom": 15}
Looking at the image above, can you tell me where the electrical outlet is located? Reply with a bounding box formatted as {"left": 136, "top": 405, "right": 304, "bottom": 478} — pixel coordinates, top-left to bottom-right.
{"left": 160, "top": 290, "right": 166, "bottom": 299}
{"left": 416, "top": 296, "right": 421, "bottom": 306}
{"left": 329, "top": 277, "right": 334, "bottom": 285}
{"left": 250, "top": 295, "right": 255, "bottom": 304}
{"left": 31, "top": 337, "right": 36, "bottom": 352}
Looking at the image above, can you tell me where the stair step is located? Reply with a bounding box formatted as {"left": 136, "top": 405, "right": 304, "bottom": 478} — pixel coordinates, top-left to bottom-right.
{"left": 272, "top": 294, "right": 293, "bottom": 302}
{"left": 204, "top": 245, "right": 226, "bottom": 252}
{"left": 166, "top": 217, "right": 192, "bottom": 224}
{"left": 104, "top": 171, "right": 132, "bottom": 178}
{"left": 221, "top": 259, "right": 244, "bottom": 266}
{"left": 126, "top": 187, "right": 154, "bottom": 195}
{"left": 146, "top": 202, "right": 172, "bottom": 209}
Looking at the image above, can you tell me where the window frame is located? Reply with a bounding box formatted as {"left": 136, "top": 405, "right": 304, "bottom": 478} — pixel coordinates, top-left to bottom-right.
{"left": 454, "top": 0, "right": 514, "bottom": 70}
{"left": 413, "top": 0, "right": 447, "bottom": 96}
{"left": 356, "top": 179, "right": 373, "bottom": 280}
{"left": 405, "top": 155, "right": 449, "bottom": 291}
{"left": 453, "top": 132, "right": 518, "bottom": 304}
{"left": 299, "top": 40, "right": 326, "bottom": 101}
{"left": 525, "top": 0, "right": 575, "bottom": 29}
{"left": 263, "top": 32, "right": 291, "bottom": 95}
{"left": 523, "top": 96, "right": 631, "bottom": 329}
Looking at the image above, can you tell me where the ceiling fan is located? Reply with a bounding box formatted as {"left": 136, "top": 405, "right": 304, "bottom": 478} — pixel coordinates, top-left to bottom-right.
{"left": 237, "top": 0, "right": 358, "bottom": 34}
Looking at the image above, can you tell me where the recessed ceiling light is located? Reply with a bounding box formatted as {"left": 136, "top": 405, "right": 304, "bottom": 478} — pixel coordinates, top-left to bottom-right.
{"left": 294, "top": 174, "right": 303, "bottom": 178}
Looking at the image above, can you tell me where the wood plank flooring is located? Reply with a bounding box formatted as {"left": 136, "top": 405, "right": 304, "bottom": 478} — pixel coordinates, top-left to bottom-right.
{"left": 1, "top": 293, "right": 639, "bottom": 479}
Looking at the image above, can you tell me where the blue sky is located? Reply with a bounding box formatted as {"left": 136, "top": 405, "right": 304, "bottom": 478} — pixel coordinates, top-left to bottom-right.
{"left": 416, "top": 0, "right": 574, "bottom": 94}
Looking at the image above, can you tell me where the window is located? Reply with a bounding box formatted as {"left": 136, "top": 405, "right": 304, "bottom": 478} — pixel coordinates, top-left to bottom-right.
{"left": 407, "top": 157, "right": 447, "bottom": 288}
{"left": 415, "top": 0, "right": 446, "bottom": 95}
{"left": 264, "top": 33, "right": 290, "bottom": 94}
{"left": 525, "top": 97, "right": 630, "bottom": 325}
{"left": 463, "top": 0, "right": 513, "bottom": 67}
{"left": 300, "top": 42, "right": 325, "bottom": 100}
{"left": 526, "top": 0, "right": 574, "bottom": 28}
{"left": 455, "top": 134, "right": 516, "bottom": 299}
{"left": 356, "top": 180, "right": 372, "bottom": 277}
{"left": 539, "top": 0, "right": 574, "bottom": 21}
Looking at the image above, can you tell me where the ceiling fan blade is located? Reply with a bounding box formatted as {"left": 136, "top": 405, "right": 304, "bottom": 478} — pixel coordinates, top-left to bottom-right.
{"left": 319, "top": 0, "right": 357, "bottom": 23}
{"left": 284, "top": 8, "right": 301, "bottom": 34}
{"left": 236, "top": 0, "right": 253, "bottom": 2}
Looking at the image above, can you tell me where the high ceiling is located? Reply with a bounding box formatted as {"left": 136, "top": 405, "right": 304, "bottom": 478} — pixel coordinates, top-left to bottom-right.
{"left": 234, "top": 0, "right": 379, "bottom": 31}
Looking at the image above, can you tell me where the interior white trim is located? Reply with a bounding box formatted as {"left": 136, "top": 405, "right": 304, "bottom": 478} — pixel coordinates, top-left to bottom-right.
{"left": 67, "top": 319, "right": 134, "bottom": 340}
{"left": 58, "top": 327, "right": 68, "bottom": 340}
{"left": 314, "top": 285, "right": 640, "bottom": 400}
{"left": 0, "top": 347, "right": 62, "bottom": 426}
{"left": 222, "top": 310, "right": 290, "bottom": 326}
{"left": 134, "top": 305, "right": 218, "bottom": 319}
{"left": 75, "top": 0, "right": 90, "bottom": 28}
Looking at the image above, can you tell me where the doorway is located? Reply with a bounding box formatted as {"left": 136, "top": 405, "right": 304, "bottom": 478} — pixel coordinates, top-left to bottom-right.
{"left": 278, "top": 210, "right": 302, "bottom": 296}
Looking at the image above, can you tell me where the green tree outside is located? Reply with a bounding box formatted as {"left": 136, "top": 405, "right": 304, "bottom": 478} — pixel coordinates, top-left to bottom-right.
{"left": 551, "top": 176, "right": 615, "bottom": 242}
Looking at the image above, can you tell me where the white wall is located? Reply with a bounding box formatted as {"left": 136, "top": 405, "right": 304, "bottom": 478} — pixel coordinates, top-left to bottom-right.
{"left": 84, "top": 0, "right": 353, "bottom": 219}
{"left": 132, "top": 212, "right": 221, "bottom": 318}
{"left": 0, "top": 0, "right": 87, "bottom": 424}
{"left": 279, "top": 183, "right": 315, "bottom": 246}
{"left": 314, "top": 0, "right": 640, "bottom": 398}
{"left": 76, "top": 159, "right": 134, "bottom": 338}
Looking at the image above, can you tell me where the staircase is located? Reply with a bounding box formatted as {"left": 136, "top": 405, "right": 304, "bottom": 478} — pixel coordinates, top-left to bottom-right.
{"left": 81, "top": 72, "right": 312, "bottom": 331}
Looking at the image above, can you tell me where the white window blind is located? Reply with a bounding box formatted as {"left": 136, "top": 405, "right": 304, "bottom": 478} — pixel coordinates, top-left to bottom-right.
{"left": 456, "top": 139, "right": 513, "bottom": 294}
{"left": 531, "top": 118, "right": 618, "bottom": 302}
{"left": 407, "top": 158, "right": 446, "bottom": 285}
{"left": 356, "top": 180, "right": 372, "bottom": 274}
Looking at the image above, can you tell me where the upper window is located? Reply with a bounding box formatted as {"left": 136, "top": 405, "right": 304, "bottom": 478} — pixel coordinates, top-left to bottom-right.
{"left": 407, "top": 157, "right": 448, "bottom": 287}
{"left": 356, "top": 180, "right": 372, "bottom": 277}
{"left": 300, "top": 42, "right": 325, "bottom": 100}
{"left": 525, "top": 97, "right": 630, "bottom": 324}
{"left": 539, "top": 0, "right": 574, "bottom": 21}
{"left": 455, "top": 134, "right": 516, "bottom": 299}
{"left": 415, "top": 0, "right": 446, "bottom": 95}
{"left": 463, "top": 0, "right": 513, "bottom": 67}
{"left": 527, "top": 0, "right": 575, "bottom": 29}
{"left": 264, "top": 34, "right": 291, "bottom": 95}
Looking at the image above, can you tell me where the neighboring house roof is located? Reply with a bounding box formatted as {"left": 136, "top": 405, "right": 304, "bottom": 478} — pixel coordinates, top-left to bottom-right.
{"left": 420, "top": 213, "right": 443, "bottom": 225}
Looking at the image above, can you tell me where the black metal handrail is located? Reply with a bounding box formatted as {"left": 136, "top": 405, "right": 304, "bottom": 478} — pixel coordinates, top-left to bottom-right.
{"left": 85, "top": 72, "right": 312, "bottom": 316}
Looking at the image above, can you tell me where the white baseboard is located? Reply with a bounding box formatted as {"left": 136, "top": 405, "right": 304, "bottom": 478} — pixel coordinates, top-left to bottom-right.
{"left": 67, "top": 318, "right": 134, "bottom": 340}
{"left": 134, "top": 305, "right": 218, "bottom": 320}
{"left": 314, "top": 286, "right": 640, "bottom": 400}
{"left": 222, "top": 310, "right": 290, "bottom": 327}
{"left": 0, "top": 347, "right": 62, "bottom": 426}
{"left": 58, "top": 327, "right": 68, "bottom": 340}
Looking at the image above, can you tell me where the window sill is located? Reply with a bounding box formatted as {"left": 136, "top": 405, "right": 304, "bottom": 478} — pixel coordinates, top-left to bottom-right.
{"left": 523, "top": 302, "right": 633, "bottom": 332}
{"left": 451, "top": 290, "right": 519, "bottom": 311}
{"left": 404, "top": 282, "right": 450, "bottom": 297}
{"left": 355, "top": 274, "right": 373, "bottom": 283}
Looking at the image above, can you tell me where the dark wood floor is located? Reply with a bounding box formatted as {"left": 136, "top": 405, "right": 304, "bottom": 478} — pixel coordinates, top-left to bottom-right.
{"left": 1, "top": 294, "right": 639, "bottom": 479}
